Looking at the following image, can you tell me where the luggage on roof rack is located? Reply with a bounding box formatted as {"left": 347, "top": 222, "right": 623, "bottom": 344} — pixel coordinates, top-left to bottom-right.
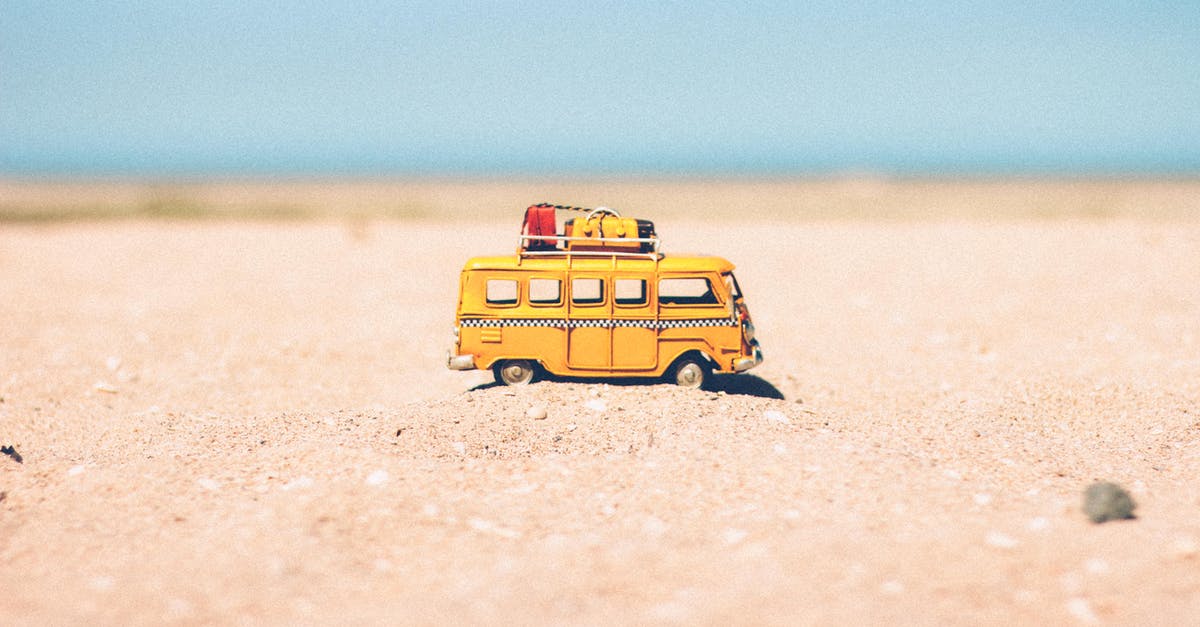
{"left": 518, "top": 204, "right": 659, "bottom": 256}
{"left": 563, "top": 215, "right": 656, "bottom": 252}
{"left": 521, "top": 204, "right": 559, "bottom": 250}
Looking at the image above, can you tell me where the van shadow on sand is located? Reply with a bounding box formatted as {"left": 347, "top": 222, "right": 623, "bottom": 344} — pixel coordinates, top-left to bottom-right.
{"left": 469, "top": 373, "right": 784, "bottom": 400}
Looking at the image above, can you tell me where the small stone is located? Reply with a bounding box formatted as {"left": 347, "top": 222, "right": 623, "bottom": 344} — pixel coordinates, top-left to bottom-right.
{"left": 468, "top": 518, "right": 519, "bottom": 538}
{"left": 973, "top": 493, "right": 993, "bottom": 506}
{"left": 880, "top": 580, "right": 905, "bottom": 595}
{"left": 281, "top": 476, "right": 314, "bottom": 491}
{"left": 1170, "top": 535, "right": 1197, "bottom": 559}
{"left": 452, "top": 441, "right": 466, "bottom": 455}
{"left": 763, "top": 410, "right": 790, "bottom": 425}
{"left": 196, "top": 478, "right": 220, "bottom": 491}
{"left": 1065, "top": 597, "right": 1100, "bottom": 625}
{"left": 68, "top": 464, "right": 86, "bottom": 476}
{"left": 1013, "top": 589, "right": 1037, "bottom": 605}
{"left": 1, "top": 445, "right": 22, "bottom": 464}
{"left": 526, "top": 405, "right": 548, "bottom": 420}
{"left": 365, "top": 470, "right": 389, "bottom": 486}
{"left": 641, "top": 516, "right": 668, "bottom": 538}
{"left": 1060, "top": 572, "right": 1084, "bottom": 595}
{"left": 105, "top": 356, "right": 122, "bottom": 371}
{"left": 985, "top": 531, "right": 1019, "bottom": 549}
{"left": 722, "top": 528, "right": 748, "bottom": 545}
{"left": 585, "top": 399, "right": 607, "bottom": 412}
{"left": 93, "top": 381, "right": 118, "bottom": 394}
{"left": 1027, "top": 517, "right": 1051, "bottom": 532}
{"left": 1083, "top": 481, "right": 1136, "bottom": 523}
{"left": 89, "top": 576, "right": 115, "bottom": 591}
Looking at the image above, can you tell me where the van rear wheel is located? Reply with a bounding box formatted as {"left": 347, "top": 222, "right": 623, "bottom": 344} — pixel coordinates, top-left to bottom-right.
{"left": 673, "top": 357, "right": 709, "bottom": 389}
{"left": 494, "top": 359, "right": 535, "bottom": 386}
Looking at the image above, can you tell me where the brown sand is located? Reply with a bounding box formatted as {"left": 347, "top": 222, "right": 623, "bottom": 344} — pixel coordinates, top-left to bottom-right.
{"left": 2, "top": 184, "right": 1200, "bottom": 624}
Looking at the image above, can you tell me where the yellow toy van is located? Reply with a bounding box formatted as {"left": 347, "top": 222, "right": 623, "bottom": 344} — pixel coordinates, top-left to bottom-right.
{"left": 447, "top": 204, "right": 762, "bottom": 388}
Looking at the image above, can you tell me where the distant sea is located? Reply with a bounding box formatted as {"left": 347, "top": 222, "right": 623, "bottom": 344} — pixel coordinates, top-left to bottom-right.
{"left": 2, "top": 151, "right": 1198, "bottom": 178}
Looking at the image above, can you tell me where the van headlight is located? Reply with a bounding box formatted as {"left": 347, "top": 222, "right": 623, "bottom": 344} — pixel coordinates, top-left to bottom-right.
{"left": 742, "top": 320, "right": 755, "bottom": 342}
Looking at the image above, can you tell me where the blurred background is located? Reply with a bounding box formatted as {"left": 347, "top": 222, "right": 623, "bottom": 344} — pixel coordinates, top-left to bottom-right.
{"left": 2, "top": 1, "right": 1198, "bottom": 219}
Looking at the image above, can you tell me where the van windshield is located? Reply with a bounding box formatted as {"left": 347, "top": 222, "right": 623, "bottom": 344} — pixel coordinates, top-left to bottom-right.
{"left": 723, "top": 273, "right": 741, "bottom": 300}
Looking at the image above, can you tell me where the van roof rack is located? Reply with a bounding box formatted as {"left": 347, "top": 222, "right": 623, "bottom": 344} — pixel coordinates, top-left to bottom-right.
{"left": 517, "top": 203, "right": 663, "bottom": 262}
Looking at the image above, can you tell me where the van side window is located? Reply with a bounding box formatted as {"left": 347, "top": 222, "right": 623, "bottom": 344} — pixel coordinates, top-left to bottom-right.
{"left": 571, "top": 278, "right": 605, "bottom": 305}
{"left": 659, "top": 277, "right": 718, "bottom": 305}
{"left": 529, "top": 278, "right": 561, "bottom": 305}
{"left": 614, "top": 278, "right": 647, "bottom": 306}
{"left": 486, "top": 279, "right": 518, "bottom": 305}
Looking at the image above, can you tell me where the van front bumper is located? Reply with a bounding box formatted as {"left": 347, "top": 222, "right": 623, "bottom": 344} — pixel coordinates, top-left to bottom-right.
{"left": 732, "top": 341, "right": 763, "bottom": 373}
{"left": 447, "top": 352, "right": 477, "bottom": 371}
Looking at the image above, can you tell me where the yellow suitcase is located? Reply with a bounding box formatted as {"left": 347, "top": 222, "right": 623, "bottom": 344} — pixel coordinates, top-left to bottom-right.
{"left": 565, "top": 215, "right": 655, "bottom": 251}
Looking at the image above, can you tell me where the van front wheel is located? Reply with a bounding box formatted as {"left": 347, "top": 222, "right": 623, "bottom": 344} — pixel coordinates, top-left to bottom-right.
{"left": 673, "top": 357, "right": 709, "bottom": 389}
{"left": 494, "top": 359, "right": 536, "bottom": 386}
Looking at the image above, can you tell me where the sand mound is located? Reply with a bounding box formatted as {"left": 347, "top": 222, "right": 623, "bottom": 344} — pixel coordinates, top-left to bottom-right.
{"left": 397, "top": 382, "right": 795, "bottom": 459}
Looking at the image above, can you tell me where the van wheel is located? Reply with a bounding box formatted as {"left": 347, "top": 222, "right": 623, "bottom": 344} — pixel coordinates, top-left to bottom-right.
{"left": 494, "top": 359, "right": 536, "bottom": 386}
{"left": 673, "top": 357, "right": 708, "bottom": 389}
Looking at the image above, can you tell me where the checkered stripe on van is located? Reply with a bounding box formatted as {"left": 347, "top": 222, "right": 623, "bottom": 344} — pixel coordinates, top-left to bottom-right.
{"left": 656, "top": 317, "right": 738, "bottom": 328}
{"left": 460, "top": 318, "right": 551, "bottom": 327}
{"left": 460, "top": 317, "right": 737, "bottom": 329}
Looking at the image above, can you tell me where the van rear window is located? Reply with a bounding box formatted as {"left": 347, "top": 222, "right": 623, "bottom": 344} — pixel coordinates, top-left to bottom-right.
{"left": 659, "top": 277, "right": 718, "bottom": 305}
{"left": 486, "top": 279, "right": 518, "bottom": 305}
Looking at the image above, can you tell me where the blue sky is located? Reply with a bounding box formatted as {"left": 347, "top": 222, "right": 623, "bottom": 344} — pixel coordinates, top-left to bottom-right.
{"left": 2, "top": 1, "right": 1198, "bottom": 175}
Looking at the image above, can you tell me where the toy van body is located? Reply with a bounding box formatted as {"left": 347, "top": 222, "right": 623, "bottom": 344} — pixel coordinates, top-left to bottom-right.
{"left": 447, "top": 205, "right": 762, "bottom": 388}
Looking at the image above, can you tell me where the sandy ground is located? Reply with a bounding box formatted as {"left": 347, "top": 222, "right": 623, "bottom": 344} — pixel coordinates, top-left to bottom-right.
{"left": 2, "top": 191, "right": 1200, "bottom": 624}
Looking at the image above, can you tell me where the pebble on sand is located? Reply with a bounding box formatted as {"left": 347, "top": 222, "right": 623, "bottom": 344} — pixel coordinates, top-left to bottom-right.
{"left": 985, "top": 531, "right": 1019, "bottom": 549}
{"left": 1171, "top": 535, "right": 1198, "bottom": 559}
{"left": 526, "top": 405, "right": 548, "bottom": 420}
{"left": 366, "top": 470, "right": 389, "bottom": 486}
{"left": 763, "top": 410, "right": 790, "bottom": 425}
{"left": 281, "top": 476, "right": 314, "bottom": 491}
{"left": 1065, "top": 597, "right": 1100, "bottom": 625}
{"left": 1083, "top": 481, "right": 1136, "bottom": 523}
{"left": 722, "top": 528, "right": 748, "bottom": 545}
{"left": 93, "top": 381, "right": 118, "bottom": 394}
{"left": 1, "top": 445, "right": 22, "bottom": 464}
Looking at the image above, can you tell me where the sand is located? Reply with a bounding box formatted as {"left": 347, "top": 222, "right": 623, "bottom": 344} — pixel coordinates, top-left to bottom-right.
{"left": 2, "top": 185, "right": 1200, "bottom": 624}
